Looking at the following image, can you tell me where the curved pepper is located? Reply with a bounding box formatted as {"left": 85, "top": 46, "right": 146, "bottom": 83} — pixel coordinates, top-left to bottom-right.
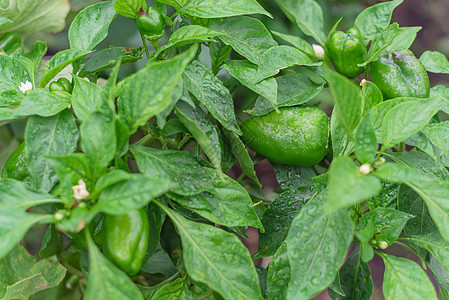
{"left": 370, "top": 50, "right": 430, "bottom": 99}
{"left": 326, "top": 27, "right": 367, "bottom": 78}
{"left": 241, "top": 106, "right": 329, "bottom": 166}
{"left": 2, "top": 142, "right": 31, "bottom": 182}
{"left": 102, "top": 208, "right": 149, "bottom": 276}
{"left": 49, "top": 78, "right": 72, "bottom": 93}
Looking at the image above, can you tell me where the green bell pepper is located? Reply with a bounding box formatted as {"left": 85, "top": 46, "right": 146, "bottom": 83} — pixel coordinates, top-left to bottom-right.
{"left": 241, "top": 106, "right": 329, "bottom": 166}
{"left": 102, "top": 209, "right": 149, "bottom": 276}
{"left": 0, "top": 32, "right": 21, "bottom": 55}
{"left": 136, "top": 7, "right": 164, "bottom": 41}
{"left": 326, "top": 27, "right": 367, "bottom": 78}
{"left": 370, "top": 50, "right": 430, "bottom": 99}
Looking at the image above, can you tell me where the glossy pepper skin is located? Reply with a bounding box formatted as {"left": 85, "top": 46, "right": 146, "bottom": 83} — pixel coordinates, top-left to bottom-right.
{"left": 1, "top": 142, "right": 31, "bottom": 182}
{"left": 102, "top": 209, "right": 149, "bottom": 276}
{"left": 326, "top": 27, "right": 367, "bottom": 78}
{"left": 370, "top": 50, "right": 430, "bottom": 99}
{"left": 136, "top": 8, "right": 164, "bottom": 40}
{"left": 241, "top": 106, "right": 329, "bottom": 166}
{"left": 49, "top": 78, "right": 72, "bottom": 93}
{"left": 0, "top": 32, "right": 21, "bottom": 55}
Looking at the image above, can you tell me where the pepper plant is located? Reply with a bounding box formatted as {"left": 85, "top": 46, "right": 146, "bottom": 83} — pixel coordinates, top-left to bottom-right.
{"left": 1, "top": 0, "right": 449, "bottom": 299}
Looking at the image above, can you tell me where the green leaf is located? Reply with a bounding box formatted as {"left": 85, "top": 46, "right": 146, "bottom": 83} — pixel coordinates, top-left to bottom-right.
{"left": 275, "top": 0, "right": 326, "bottom": 45}
{"left": 375, "top": 163, "right": 449, "bottom": 242}
{"left": 420, "top": 51, "right": 449, "bottom": 74}
{"left": 397, "top": 185, "right": 436, "bottom": 236}
{"left": 359, "top": 23, "right": 402, "bottom": 67}
{"left": 14, "top": 89, "right": 71, "bottom": 117}
{"left": 384, "top": 26, "right": 421, "bottom": 52}
{"left": 0, "top": 55, "right": 31, "bottom": 94}
{"left": 271, "top": 30, "right": 315, "bottom": 57}
{"left": 113, "top": 0, "right": 145, "bottom": 18}
{"left": 362, "top": 81, "right": 383, "bottom": 110}
{"left": 327, "top": 157, "right": 381, "bottom": 212}
{"left": 25, "top": 110, "right": 79, "bottom": 192}
{"left": 258, "top": 187, "right": 315, "bottom": 257}
{"left": 178, "top": 0, "right": 271, "bottom": 18}
{"left": 80, "top": 112, "right": 117, "bottom": 177}
{"left": 183, "top": 59, "right": 241, "bottom": 134}
{"left": 14, "top": 41, "right": 47, "bottom": 86}
{"left": 405, "top": 231, "right": 449, "bottom": 272}
{"left": 328, "top": 245, "right": 373, "bottom": 300}
{"left": 221, "top": 128, "right": 261, "bottom": 186}
{"left": 152, "top": 277, "right": 192, "bottom": 300}
{"left": 379, "top": 253, "right": 437, "bottom": 300}
{"left": 210, "top": 16, "right": 277, "bottom": 65}
{"left": 355, "top": 112, "right": 378, "bottom": 164}
{"left": 0, "top": 15, "right": 12, "bottom": 27}
{"left": 255, "top": 46, "right": 320, "bottom": 83}
{"left": 84, "top": 232, "right": 144, "bottom": 300}
{"left": 79, "top": 47, "right": 143, "bottom": 77}
{"left": 0, "top": 179, "right": 60, "bottom": 209}
{"left": 118, "top": 45, "right": 197, "bottom": 133}
{"left": 160, "top": 205, "right": 263, "bottom": 300}
{"left": 272, "top": 163, "right": 316, "bottom": 190}
{"left": 267, "top": 243, "right": 290, "bottom": 300}
{"left": 0, "top": 245, "right": 66, "bottom": 299}
{"left": 156, "top": 80, "right": 184, "bottom": 129}
{"left": 359, "top": 208, "right": 414, "bottom": 246}
{"left": 380, "top": 97, "right": 440, "bottom": 151}
{"left": 175, "top": 101, "right": 222, "bottom": 175}
{"left": 225, "top": 60, "right": 278, "bottom": 110}
{"left": 132, "top": 146, "right": 262, "bottom": 229}
{"left": 40, "top": 49, "right": 91, "bottom": 88}
{"left": 96, "top": 173, "right": 172, "bottom": 215}
{"left": 68, "top": 1, "right": 117, "bottom": 51}
{"left": 354, "top": 0, "right": 404, "bottom": 45}
{"left": 0, "top": 208, "right": 53, "bottom": 259}
{"left": 71, "top": 75, "right": 103, "bottom": 122}
{"left": 247, "top": 73, "right": 324, "bottom": 116}
{"left": 427, "top": 254, "right": 449, "bottom": 297}
{"left": 325, "top": 67, "right": 363, "bottom": 138}
{"left": 422, "top": 121, "right": 449, "bottom": 155}
{"left": 330, "top": 108, "right": 355, "bottom": 158}
{"left": 286, "top": 190, "right": 354, "bottom": 300}
{"left": 39, "top": 224, "right": 62, "bottom": 259}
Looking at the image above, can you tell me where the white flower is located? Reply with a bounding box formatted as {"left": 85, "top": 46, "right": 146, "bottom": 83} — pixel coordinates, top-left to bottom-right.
{"left": 312, "top": 44, "right": 325, "bottom": 58}
{"left": 360, "top": 79, "right": 367, "bottom": 87}
{"left": 19, "top": 81, "right": 32, "bottom": 94}
{"left": 359, "top": 164, "right": 372, "bottom": 175}
{"left": 379, "top": 241, "right": 388, "bottom": 249}
{"left": 72, "top": 179, "right": 89, "bottom": 200}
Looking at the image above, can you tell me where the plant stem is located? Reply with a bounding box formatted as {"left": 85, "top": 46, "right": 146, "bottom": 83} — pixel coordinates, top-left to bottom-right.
{"left": 135, "top": 132, "right": 156, "bottom": 146}
{"left": 150, "top": 39, "right": 160, "bottom": 51}
{"left": 140, "top": 32, "right": 150, "bottom": 60}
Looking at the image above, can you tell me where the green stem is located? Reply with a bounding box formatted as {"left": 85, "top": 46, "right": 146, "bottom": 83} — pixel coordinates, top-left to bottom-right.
{"left": 150, "top": 39, "right": 160, "bottom": 51}
{"left": 135, "top": 132, "right": 156, "bottom": 146}
{"left": 140, "top": 32, "right": 150, "bottom": 60}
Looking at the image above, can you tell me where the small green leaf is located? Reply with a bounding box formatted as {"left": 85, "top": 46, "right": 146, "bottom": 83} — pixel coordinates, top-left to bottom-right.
{"left": 14, "top": 89, "right": 70, "bottom": 117}
{"left": 267, "top": 243, "right": 290, "bottom": 300}
{"left": 68, "top": 1, "right": 117, "bottom": 51}
{"left": 420, "top": 51, "right": 449, "bottom": 74}
{"left": 113, "top": 0, "right": 145, "bottom": 18}
{"left": 271, "top": 30, "right": 315, "bottom": 57}
{"left": 85, "top": 232, "right": 144, "bottom": 300}
{"left": 385, "top": 26, "right": 421, "bottom": 52}
{"left": 160, "top": 204, "right": 263, "bottom": 300}
{"left": 405, "top": 231, "right": 449, "bottom": 272}
{"left": 355, "top": 113, "right": 378, "bottom": 164}
{"left": 210, "top": 16, "right": 277, "bottom": 65}
{"left": 327, "top": 157, "right": 381, "bottom": 212}
{"left": 354, "top": 0, "right": 404, "bottom": 45}
{"left": 71, "top": 75, "right": 103, "bottom": 122}
{"left": 152, "top": 277, "right": 192, "bottom": 300}
{"left": 379, "top": 253, "right": 437, "bottom": 300}
{"left": 0, "top": 179, "right": 60, "bottom": 209}
{"left": 275, "top": 0, "right": 326, "bottom": 45}
{"left": 287, "top": 190, "right": 354, "bottom": 300}
{"left": 178, "top": 0, "right": 271, "bottom": 18}
{"left": 40, "top": 49, "right": 91, "bottom": 88}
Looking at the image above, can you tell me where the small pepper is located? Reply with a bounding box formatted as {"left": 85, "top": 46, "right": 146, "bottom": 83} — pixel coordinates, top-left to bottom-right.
{"left": 49, "top": 78, "right": 73, "bottom": 93}
{"left": 136, "top": 7, "right": 164, "bottom": 41}
{"left": 102, "top": 209, "right": 149, "bottom": 276}
{"left": 370, "top": 50, "right": 430, "bottom": 99}
{"left": 326, "top": 27, "right": 367, "bottom": 78}
{"left": 0, "top": 32, "right": 21, "bottom": 55}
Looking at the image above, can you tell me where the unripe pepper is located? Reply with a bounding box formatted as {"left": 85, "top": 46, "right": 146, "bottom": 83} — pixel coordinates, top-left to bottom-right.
{"left": 49, "top": 78, "right": 72, "bottom": 93}
{"left": 326, "top": 27, "right": 367, "bottom": 78}
{"left": 136, "top": 7, "right": 164, "bottom": 41}
{"left": 102, "top": 209, "right": 149, "bottom": 276}
{"left": 241, "top": 106, "right": 329, "bottom": 166}
{"left": 0, "top": 32, "right": 21, "bottom": 55}
{"left": 370, "top": 50, "right": 430, "bottom": 99}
